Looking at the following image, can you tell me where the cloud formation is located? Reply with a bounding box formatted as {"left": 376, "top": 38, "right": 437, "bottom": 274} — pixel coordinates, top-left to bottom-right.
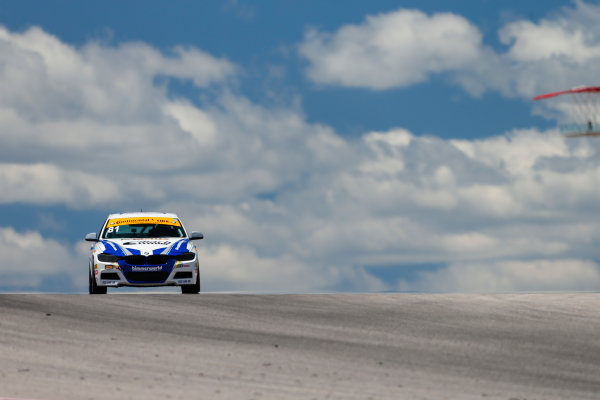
{"left": 401, "top": 259, "right": 600, "bottom": 293}
{"left": 299, "top": 1, "right": 600, "bottom": 102}
{"left": 0, "top": 227, "right": 87, "bottom": 290}
{"left": 299, "top": 10, "right": 481, "bottom": 89}
{"left": 2, "top": 13, "right": 600, "bottom": 293}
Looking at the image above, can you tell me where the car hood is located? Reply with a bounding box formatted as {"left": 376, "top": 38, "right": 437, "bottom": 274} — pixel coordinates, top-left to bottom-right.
{"left": 99, "top": 238, "right": 191, "bottom": 256}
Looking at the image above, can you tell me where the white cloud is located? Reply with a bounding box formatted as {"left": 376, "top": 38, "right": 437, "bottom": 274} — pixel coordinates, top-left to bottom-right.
{"left": 299, "top": 9, "right": 482, "bottom": 89}
{"left": 401, "top": 259, "right": 600, "bottom": 293}
{"left": 499, "top": 20, "right": 600, "bottom": 63}
{"left": 163, "top": 101, "right": 217, "bottom": 145}
{"left": 0, "top": 26, "right": 348, "bottom": 208}
{"left": 298, "top": 1, "right": 600, "bottom": 104}
{"left": 198, "top": 244, "right": 385, "bottom": 292}
{"left": 0, "top": 26, "right": 236, "bottom": 122}
{"left": 158, "top": 121, "right": 600, "bottom": 293}
{"left": 499, "top": 0, "right": 600, "bottom": 64}
{"left": 0, "top": 163, "right": 119, "bottom": 207}
{"left": 0, "top": 227, "right": 87, "bottom": 290}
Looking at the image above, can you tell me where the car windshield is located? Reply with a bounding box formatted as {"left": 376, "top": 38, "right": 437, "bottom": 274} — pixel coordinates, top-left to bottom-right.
{"left": 102, "top": 217, "right": 186, "bottom": 239}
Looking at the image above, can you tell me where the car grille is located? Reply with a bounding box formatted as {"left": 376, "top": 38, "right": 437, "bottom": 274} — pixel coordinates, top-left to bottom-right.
{"left": 124, "top": 271, "right": 170, "bottom": 283}
{"left": 123, "top": 255, "right": 170, "bottom": 265}
{"left": 147, "top": 255, "right": 169, "bottom": 264}
{"left": 117, "top": 252, "right": 190, "bottom": 283}
{"left": 124, "top": 255, "right": 147, "bottom": 265}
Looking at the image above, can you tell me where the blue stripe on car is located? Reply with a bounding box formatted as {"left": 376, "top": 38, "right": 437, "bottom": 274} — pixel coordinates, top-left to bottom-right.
{"left": 153, "top": 247, "right": 167, "bottom": 255}
{"left": 126, "top": 248, "right": 141, "bottom": 255}
{"left": 101, "top": 240, "right": 126, "bottom": 256}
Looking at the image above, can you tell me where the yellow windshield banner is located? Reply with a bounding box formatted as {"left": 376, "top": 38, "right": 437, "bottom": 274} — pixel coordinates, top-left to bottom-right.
{"left": 106, "top": 217, "right": 181, "bottom": 227}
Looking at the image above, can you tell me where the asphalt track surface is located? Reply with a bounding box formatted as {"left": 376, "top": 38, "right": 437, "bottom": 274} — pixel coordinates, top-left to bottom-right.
{"left": 1, "top": 294, "right": 600, "bottom": 400}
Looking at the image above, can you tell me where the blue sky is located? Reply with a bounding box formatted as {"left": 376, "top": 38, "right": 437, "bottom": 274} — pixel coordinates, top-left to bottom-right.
{"left": 2, "top": 0, "right": 600, "bottom": 293}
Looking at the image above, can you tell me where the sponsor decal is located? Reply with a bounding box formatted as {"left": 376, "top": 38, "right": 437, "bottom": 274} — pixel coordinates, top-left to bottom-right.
{"left": 107, "top": 217, "right": 181, "bottom": 227}
{"left": 122, "top": 241, "right": 171, "bottom": 246}
{"left": 131, "top": 266, "right": 163, "bottom": 272}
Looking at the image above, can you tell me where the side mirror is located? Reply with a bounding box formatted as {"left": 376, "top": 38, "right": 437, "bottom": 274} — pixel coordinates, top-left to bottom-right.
{"left": 190, "top": 231, "right": 204, "bottom": 240}
{"left": 85, "top": 232, "right": 99, "bottom": 242}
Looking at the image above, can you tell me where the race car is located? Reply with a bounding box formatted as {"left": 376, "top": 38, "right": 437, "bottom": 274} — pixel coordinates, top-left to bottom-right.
{"left": 84, "top": 212, "right": 204, "bottom": 294}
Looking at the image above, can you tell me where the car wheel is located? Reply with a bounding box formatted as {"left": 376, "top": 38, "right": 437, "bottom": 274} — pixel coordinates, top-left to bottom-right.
{"left": 181, "top": 272, "right": 200, "bottom": 294}
{"left": 89, "top": 270, "right": 107, "bottom": 295}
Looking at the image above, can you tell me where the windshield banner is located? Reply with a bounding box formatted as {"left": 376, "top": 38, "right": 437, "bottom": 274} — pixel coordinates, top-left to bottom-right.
{"left": 106, "top": 217, "right": 181, "bottom": 227}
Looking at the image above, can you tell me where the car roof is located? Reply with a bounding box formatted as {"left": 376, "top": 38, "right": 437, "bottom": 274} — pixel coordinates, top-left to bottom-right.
{"left": 106, "top": 212, "right": 180, "bottom": 220}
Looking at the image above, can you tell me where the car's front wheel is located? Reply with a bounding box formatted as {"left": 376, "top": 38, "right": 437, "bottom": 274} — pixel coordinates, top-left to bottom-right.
{"left": 89, "top": 270, "right": 107, "bottom": 295}
{"left": 181, "top": 272, "right": 200, "bottom": 294}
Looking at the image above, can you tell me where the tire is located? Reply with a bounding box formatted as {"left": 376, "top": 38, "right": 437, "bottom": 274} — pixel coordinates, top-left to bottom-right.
{"left": 89, "top": 270, "right": 107, "bottom": 295}
{"left": 181, "top": 271, "right": 200, "bottom": 294}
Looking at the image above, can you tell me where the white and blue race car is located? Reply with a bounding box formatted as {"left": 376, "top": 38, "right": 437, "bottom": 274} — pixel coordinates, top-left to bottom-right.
{"left": 85, "top": 212, "right": 204, "bottom": 294}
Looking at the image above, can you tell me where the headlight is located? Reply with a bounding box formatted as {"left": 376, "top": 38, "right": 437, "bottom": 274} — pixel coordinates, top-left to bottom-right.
{"left": 97, "top": 253, "right": 119, "bottom": 262}
{"left": 175, "top": 252, "right": 195, "bottom": 261}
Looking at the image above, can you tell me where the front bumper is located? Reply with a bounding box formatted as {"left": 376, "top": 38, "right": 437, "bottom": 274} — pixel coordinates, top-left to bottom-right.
{"left": 94, "top": 259, "right": 198, "bottom": 287}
